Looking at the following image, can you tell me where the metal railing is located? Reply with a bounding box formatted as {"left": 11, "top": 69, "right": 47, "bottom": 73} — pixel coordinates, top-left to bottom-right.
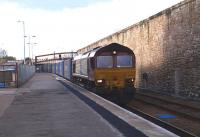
{"left": 17, "top": 63, "right": 35, "bottom": 87}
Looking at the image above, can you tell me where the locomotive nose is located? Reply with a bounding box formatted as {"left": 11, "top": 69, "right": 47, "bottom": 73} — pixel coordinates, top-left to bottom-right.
{"left": 110, "top": 76, "right": 123, "bottom": 89}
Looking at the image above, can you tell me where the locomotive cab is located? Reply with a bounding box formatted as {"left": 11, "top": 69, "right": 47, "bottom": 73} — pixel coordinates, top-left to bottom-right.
{"left": 93, "top": 43, "right": 136, "bottom": 93}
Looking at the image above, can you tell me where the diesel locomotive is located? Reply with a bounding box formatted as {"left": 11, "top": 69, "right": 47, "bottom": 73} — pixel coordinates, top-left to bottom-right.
{"left": 72, "top": 43, "right": 136, "bottom": 94}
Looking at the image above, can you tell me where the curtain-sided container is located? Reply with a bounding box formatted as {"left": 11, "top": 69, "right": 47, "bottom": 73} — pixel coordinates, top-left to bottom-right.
{"left": 60, "top": 61, "right": 64, "bottom": 77}
{"left": 38, "top": 58, "right": 72, "bottom": 81}
{"left": 53, "top": 63, "right": 56, "bottom": 74}
{"left": 58, "top": 62, "right": 61, "bottom": 75}
{"left": 56, "top": 63, "right": 59, "bottom": 75}
{"left": 47, "top": 63, "right": 52, "bottom": 73}
{"left": 43, "top": 64, "right": 48, "bottom": 72}
{"left": 64, "top": 59, "right": 72, "bottom": 80}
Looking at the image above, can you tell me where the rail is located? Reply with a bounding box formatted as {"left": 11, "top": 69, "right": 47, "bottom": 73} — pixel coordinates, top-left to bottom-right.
{"left": 134, "top": 93, "right": 200, "bottom": 121}
{"left": 125, "top": 105, "right": 197, "bottom": 137}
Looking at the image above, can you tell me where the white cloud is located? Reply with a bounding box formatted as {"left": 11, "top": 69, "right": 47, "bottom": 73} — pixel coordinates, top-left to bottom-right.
{"left": 0, "top": 0, "right": 181, "bottom": 59}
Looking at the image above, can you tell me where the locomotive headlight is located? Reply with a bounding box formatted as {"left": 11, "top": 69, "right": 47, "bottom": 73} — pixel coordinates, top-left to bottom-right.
{"left": 131, "top": 78, "right": 134, "bottom": 82}
{"left": 97, "top": 79, "right": 103, "bottom": 83}
{"left": 125, "top": 78, "right": 135, "bottom": 85}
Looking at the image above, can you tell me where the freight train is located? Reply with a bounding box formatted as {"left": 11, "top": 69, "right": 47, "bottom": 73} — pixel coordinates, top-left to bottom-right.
{"left": 41, "top": 43, "right": 136, "bottom": 95}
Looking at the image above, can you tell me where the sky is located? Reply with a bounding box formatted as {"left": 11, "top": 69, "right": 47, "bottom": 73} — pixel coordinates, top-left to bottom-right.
{"left": 0, "top": 0, "right": 182, "bottom": 59}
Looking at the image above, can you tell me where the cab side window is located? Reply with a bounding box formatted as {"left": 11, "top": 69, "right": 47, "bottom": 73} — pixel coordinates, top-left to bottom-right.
{"left": 72, "top": 62, "right": 76, "bottom": 73}
{"left": 90, "top": 58, "right": 95, "bottom": 69}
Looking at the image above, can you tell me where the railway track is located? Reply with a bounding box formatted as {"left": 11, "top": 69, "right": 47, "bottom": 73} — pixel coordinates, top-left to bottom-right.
{"left": 90, "top": 91, "right": 199, "bottom": 136}
{"left": 134, "top": 92, "right": 200, "bottom": 121}
{"left": 96, "top": 91, "right": 199, "bottom": 137}
{"left": 125, "top": 105, "right": 197, "bottom": 137}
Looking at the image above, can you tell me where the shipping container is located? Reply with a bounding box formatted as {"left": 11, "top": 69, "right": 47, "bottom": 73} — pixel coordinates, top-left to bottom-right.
{"left": 60, "top": 61, "right": 64, "bottom": 77}
{"left": 64, "top": 59, "right": 72, "bottom": 80}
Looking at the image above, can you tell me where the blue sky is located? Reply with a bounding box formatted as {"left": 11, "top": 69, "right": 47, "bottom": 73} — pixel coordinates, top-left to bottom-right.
{"left": 0, "top": 0, "right": 111, "bottom": 10}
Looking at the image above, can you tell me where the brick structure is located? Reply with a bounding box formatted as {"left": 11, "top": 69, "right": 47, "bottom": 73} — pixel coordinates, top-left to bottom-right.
{"left": 78, "top": 0, "right": 200, "bottom": 99}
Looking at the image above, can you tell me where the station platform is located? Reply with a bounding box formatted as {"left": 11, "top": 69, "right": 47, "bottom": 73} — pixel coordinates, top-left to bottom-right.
{"left": 0, "top": 73, "right": 178, "bottom": 137}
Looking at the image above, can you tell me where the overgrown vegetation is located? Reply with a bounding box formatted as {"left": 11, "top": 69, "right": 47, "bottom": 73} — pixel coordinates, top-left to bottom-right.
{"left": 0, "top": 56, "right": 16, "bottom": 60}
{"left": 0, "top": 48, "right": 16, "bottom": 63}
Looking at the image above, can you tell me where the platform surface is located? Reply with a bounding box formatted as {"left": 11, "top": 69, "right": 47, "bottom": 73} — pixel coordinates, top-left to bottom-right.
{"left": 0, "top": 89, "right": 16, "bottom": 117}
{"left": 0, "top": 73, "right": 178, "bottom": 137}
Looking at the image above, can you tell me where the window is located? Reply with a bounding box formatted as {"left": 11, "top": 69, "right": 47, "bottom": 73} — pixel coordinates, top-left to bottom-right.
{"left": 73, "top": 63, "right": 75, "bottom": 73}
{"left": 97, "top": 56, "right": 113, "bottom": 68}
{"left": 117, "top": 55, "right": 132, "bottom": 68}
{"left": 90, "top": 58, "right": 95, "bottom": 69}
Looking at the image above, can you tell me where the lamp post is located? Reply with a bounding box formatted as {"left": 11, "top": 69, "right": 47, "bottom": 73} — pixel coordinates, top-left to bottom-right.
{"left": 26, "top": 35, "right": 36, "bottom": 65}
{"left": 26, "top": 36, "right": 36, "bottom": 59}
{"left": 17, "top": 20, "right": 26, "bottom": 64}
{"left": 32, "top": 43, "right": 37, "bottom": 63}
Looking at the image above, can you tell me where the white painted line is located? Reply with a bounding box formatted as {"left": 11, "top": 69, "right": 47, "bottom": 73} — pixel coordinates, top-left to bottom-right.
{"left": 0, "top": 90, "right": 16, "bottom": 95}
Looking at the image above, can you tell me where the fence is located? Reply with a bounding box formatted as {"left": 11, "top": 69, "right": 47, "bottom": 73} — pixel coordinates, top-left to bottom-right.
{"left": 0, "top": 63, "right": 35, "bottom": 88}
{"left": 17, "top": 64, "right": 35, "bottom": 87}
